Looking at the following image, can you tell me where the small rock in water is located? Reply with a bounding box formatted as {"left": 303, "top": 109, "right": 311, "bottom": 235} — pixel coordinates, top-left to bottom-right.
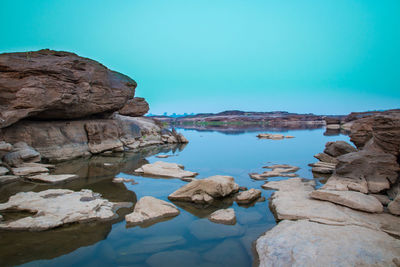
{"left": 156, "top": 155, "right": 172, "bottom": 158}
{"left": 257, "top": 133, "right": 285, "bottom": 140}
{"left": 28, "top": 173, "right": 78, "bottom": 184}
{"left": 125, "top": 196, "right": 180, "bottom": 226}
{"left": 0, "top": 166, "right": 9, "bottom": 175}
{"left": 236, "top": 189, "right": 262, "bottom": 204}
{"left": 208, "top": 208, "right": 236, "bottom": 225}
{"left": 113, "top": 177, "right": 136, "bottom": 184}
{"left": 285, "top": 135, "right": 295, "bottom": 138}
{"left": 0, "top": 175, "right": 20, "bottom": 185}
{"left": 11, "top": 166, "right": 49, "bottom": 176}
{"left": 135, "top": 161, "right": 198, "bottom": 178}
{"left": 250, "top": 164, "right": 299, "bottom": 180}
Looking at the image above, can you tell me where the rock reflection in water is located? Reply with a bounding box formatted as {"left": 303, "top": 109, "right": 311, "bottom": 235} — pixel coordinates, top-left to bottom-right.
{"left": 0, "top": 143, "right": 185, "bottom": 267}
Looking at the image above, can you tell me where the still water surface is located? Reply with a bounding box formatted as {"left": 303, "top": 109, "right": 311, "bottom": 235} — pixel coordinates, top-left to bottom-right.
{"left": 0, "top": 127, "right": 349, "bottom": 267}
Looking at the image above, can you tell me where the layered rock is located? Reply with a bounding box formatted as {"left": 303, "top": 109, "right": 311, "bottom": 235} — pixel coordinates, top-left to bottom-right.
{"left": 0, "top": 49, "right": 136, "bottom": 128}
{"left": 135, "top": 161, "right": 198, "bottom": 178}
{"left": 119, "top": 97, "right": 149, "bottom": 117}
{"left": 249, "top": 164, "right": 299, "bottom": 180}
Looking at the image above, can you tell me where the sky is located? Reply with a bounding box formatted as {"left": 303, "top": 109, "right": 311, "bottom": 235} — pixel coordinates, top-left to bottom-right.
{"left": 1, "top": 0, "right": 399, "bottom": 115}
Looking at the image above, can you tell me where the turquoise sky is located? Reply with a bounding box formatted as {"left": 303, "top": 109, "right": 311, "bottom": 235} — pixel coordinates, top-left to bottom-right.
{"left": 1, "top": 0, "right": 399, "bottom": 115}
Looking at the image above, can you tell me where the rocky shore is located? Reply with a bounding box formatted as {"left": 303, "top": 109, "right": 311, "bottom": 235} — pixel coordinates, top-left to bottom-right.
{"left": 256, "top": 110, "right": 400, "bottom": 266}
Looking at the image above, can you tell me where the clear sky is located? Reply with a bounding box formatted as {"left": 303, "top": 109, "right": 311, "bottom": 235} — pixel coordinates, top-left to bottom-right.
{"left": 1, "top": 0, "right": 399, "bottom": 115}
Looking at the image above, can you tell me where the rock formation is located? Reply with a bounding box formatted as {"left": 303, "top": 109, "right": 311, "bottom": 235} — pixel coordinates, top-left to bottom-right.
{"left": 134, "top": 161, "right": 198, "bottom": 178}
{"left": 208, "top": 208, "right": 236, "bottom": 225}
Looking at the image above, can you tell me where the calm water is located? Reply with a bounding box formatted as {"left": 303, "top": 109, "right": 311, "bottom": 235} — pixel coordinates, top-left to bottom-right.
{"left": 0, "top": 128, "right": 349, "bottom": 267}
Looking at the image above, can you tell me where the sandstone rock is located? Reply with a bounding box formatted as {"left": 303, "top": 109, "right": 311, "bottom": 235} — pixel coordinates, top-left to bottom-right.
{"left": 0, "top": 175, "right": 20, "bottom": 185}
{"left": 168, "top": 175, "right": 239, "bottom": 204}
{"left": 314, "top": 152, "right": 338, "bottom": 164}
{"left": 250, "top": 164, "right": 299, "bottom": 180}
{"left": 388, "top": 195, "right": 400, "bottom": 216}
{"left": 208, "top": 208, "right": 236, "bottom": 225}
{"left": 321, "top": 175, "right": 368, "bottom": 194}
{"left": 125, "top": 196, "right": 179, "bottom": 226}
{"left": 0, "top": 166, "right": 9, "bottom": 175}
{"left": 0, "top": 141, "right": 12, "bottom": 152}
{"left": 85, "top": 121, "right": 123, "bottom": 154}
{"left": 349, "top": 116, "right": 374, "bottom": 148}
{"left": 257, "top": 133, "right": 284, "bottom": 140}
{"left": 118, "top": 97, "right": 149, "bottom": 117}
{"left": 310, "top": 189, "right": 383, "bottom": 213}
{"left": 335, "top": 149, "right": 399, "bottom": 193}
{"left": 0, "top": 189, "right": 130, "bottom": 231}
{"left": 135, "top": 161, "right": 198, "bottom": 178}
{"left": 324, "top": 117, "right": 341, "bottom": 125}
{"left": 262, "top": 178, "right": 400, "bottom": 237}
{"left": 326, "top": 124, "right": 341, "bottom": 129}
{"left": 324, "top": 141, "right": 357, "bottom": 157}
{"left": 256, "top": 219, "right": 400, "bottom": 267}
{"left": 235, "top": 189, "right": 262, "bottom": 204}
{"left": 372, "top": 114, "right": 400, "bottom": 156}
{"left": 176, "top": 133, "right": 189, "bottom": 143}
{"left": 311, "top": 165, "right": 335, "bottom": 174}
{"left": 285, "top": 135, "right": 295, "bottom": 138}
{"left": 156, "top": 155, "right": 172, "bottom": 158}
{"left": 27, "top": 173, "right": 78, "bottom": 184}
{"left": 11, "top": 166, "right": 48, "bottom": 176}
{"left": 0, "top": 49, "right": 136, "bottom": 128}
{"left": 3, "top": 142, "right": 41, "bottom": 167}
{"left": 371, "top": 194, "right": 391, "bottom": 205}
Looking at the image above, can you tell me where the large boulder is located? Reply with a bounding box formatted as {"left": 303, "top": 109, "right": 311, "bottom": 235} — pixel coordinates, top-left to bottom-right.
{"left": 168, "top": 175, "right": 239, "bottom": 204}
{"left": 324, "top": 141, "right": 357, "bottom": 157}
{"left": 119, "top": 97, "right": 149, "bottom": 117}
{"left": 0, "top": 49, "right": 136, "bottom": 128}
{"left": 256, "top": 220, "right": 400, "bottom": 267}
{"left": 372, "top": 114, "right": 400, "bottom": 156}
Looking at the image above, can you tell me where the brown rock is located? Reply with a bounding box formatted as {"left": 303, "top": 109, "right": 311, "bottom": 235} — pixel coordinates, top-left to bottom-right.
{"left": 372, "top": 114, "right": 400, "bottom": 156}
{"left": 388, "top": 194, "right": 400, "bottom": 216}
{"left": 0, "top": 49, "right": 136, "bottom": 128}
{"left": 314, "top": 153, "right": 338, "bottom": 164}
{"left": 324, "top": 141, "right": 357, "bottom": 157}
{"left": 119, "top": 97, "right": 149, "bottom": 117}
{"left": 85, "top": 121, "right": 123, "bottom": 154}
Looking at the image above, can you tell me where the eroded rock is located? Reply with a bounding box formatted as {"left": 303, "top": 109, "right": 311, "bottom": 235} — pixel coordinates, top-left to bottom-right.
{"left": 118, "top": 97, "right": 149, "bottom": 117}
{"left": 324, "top": 141, "right": 357, "bottom": 157}
{"left": 27, "top": 173, "right": 78, "bottom": 184}
{"left": 0, "top": 189, "right": 130, "bottom": 231}
{"left": 135, "top": 161, "right": 198, "bottom": 178}
{"left": 256, "top": 220, "right": 400, "bottom": 267}
{"left": 235, "top": 189, "right": 262, "bottom": 204}
{"left": 168, "top": 175, "right": 239, "bottom": 204}
{"left": 125, "top": 196, "right": 179, "bottom": 226}
{"left": 208, "top": 208, "right": 236, "bottom": 225}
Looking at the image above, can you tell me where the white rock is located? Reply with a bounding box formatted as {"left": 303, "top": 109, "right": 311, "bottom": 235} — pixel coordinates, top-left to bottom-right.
{"left": 310, "top": 189, "right": 383, "bottom": 213}
{"left": 256, "top": 219, "right": 400, "bottom": 267}
{"left": 0, "top": 166, "right": 9, "bottom": 175}
{"left": 135, "top": 161, "right": 198, "bottom": 178}
{"left": 168, "top": 175, "right": 239, "bottom": 204}
{"left": 208, "top": 208, "right": 236, "bottom": 225}
{"left": 125, "top": 196, "right": 179, "bottom": 226}
{"left": 0, "top": 189, "right": 130, "bottom": 231}
{"left": 28, "top": 173, "right": 78, "bottom": 184}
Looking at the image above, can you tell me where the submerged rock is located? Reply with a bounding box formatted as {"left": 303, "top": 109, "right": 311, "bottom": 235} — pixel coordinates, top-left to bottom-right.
{"left": 310, "top": 189, "right": 383, "bottom": 213}
{"left": 27, "top": 173, "right": 78, "bottom": 184}
{"left": 235, "top": 189, "right": 262, "bottom": 204}
{"left": 257, "top": 133, "right": 284, "bottom": 140}
{"left": 256, "top": 220, "right": 400, "bottom": 267}
{"left": 135, "top": 161, "right": 198, "bottom": 178}
{"left": 168, "top": 175, "right": 239, "bottom": 204}
{"left": 208, "top": 208, "right": 236, "bottom": 225}
{"left": 0, "top": 189, "right": 130, "bottom": 231}
{"left": 125, "top": 196, "right": 179, "bottom": 226}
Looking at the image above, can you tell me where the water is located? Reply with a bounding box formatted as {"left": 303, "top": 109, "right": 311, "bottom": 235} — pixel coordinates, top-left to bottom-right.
{"left": 0, "top": 128, "right": 349, "bottom": 267}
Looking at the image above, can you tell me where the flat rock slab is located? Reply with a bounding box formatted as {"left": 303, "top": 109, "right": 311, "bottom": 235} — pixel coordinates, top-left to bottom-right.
{"left": 256, "top": 219, "right": 400, "bottom": 267}
{"left": 257, "top": 134, "right": 285, "bottom": 140}
{"left": 125, "top": 196, "right": 179, "bottom": 226}
{"left": 235, "top": 189, "right": 262, "bottom": 204}
{"left": 262, "top": 178, "right": 400, "bottom": 237}
{"left": 250, "top": 164, "right": 299, "bottom": 180}
{"left": 156, "top": 155, "right": 173, "bottom": 158}
{"left": 168, "top": 175, "right": 239, "bottom": 204}
{"left": 208, "top": 208, "right": 236, "bottom": 225}
{"left": 0, "top": 175, "right": 20, "bottom": 185}
{"left": 11, "top": 166, "right": 48, "bottom": 176}
{"left": 28, "top": 173, "right": 78, "bottom": 184}
{"left": 310, "top": 189, "right": 383, "bottom": 213}
{"left": 321, "top": 175, "right": 368, "bottom": 194}
{"left": 135, "top": 161, "right": 198, "bottom": 178}
{"left": 0, "top": 189, "right": 130, "bottom": 231}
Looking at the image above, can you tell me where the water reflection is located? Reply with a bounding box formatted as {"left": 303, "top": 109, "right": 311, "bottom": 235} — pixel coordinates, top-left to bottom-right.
{"left": 0, "top": 143, "right": 185, "bottom": 267}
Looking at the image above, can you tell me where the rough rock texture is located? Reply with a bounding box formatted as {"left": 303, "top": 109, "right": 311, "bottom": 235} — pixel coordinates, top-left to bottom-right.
{"left": 85, "top": 120, "right": 123, "bottom": 154}
{"left": 310, "top": 189, "right": 383, "bottom": 213}
{"left": 314, "top": 152, "right": 338, "bottom": 164}
{"left": 372, "top": 114, "right": 400, "bottom": 156}
{"left": 250, "top": 164, "right": 299, "bottom": 180}
{"left": 324, "top": 141, "right": 357, "bottom": 157}
{"left": 262, "top": 178, "right": 400, "bottom": 237}
{"left": 135, "top": 161, "right": 198, "bottom": 178}
{"left": 0, "top": 189, "right": 130, "bottom": 231}
{"left": 349, "top": 116, "right": 374, "bottom": 148}
{"left": 119, "top": 97, "right": 149, "bottom": 117}
{"left": 27, "top": 173, "right": 78, "bottom": 184}
{"left": 125, "top": 196, "right": 179, "bottom": 226}
{"left": 335, "top": 148, "right": 399, "bottom": 193}
{"left": 256, "top": 220, "right": 400, "bottom": 267}
{"left": 0, "top": 49, "right": 136, "bottom": 128}
{"left": 3, "top": 142, "right": 40, "bottom": 167}
{"left": 310, "top": 161, "right": 336, "bottom": 174}
{"left": 235, "top": 189, "right": 262, "bottom": 204}
{"left": 168, "top": 175, "right": 239, "bottom": 204}
{"left": 208, "top": 208, "right": 236, "bottom": 225}
{"left": 388, "top": 195, "right": 400, "bottom": 216}
{"left": 320, "top": 175, "right": 368, "bottom": 194}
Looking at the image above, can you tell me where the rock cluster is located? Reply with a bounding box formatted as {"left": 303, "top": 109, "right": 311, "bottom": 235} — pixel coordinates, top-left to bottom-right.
{"left": 249, "top": 164, "right": 299, "bottom": 180}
